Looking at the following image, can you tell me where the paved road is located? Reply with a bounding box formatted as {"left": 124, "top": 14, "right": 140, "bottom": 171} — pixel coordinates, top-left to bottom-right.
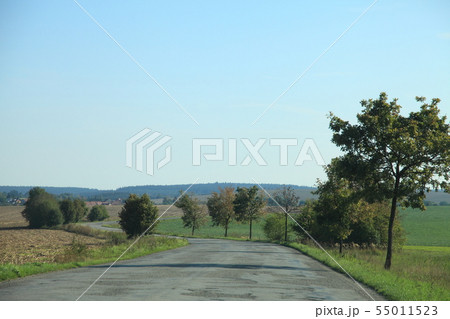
{"left": 82, "top": 220, "right": 122, "bottom": 232}
{"left": 0, "top": 238, "right": 383, "bottom": 300}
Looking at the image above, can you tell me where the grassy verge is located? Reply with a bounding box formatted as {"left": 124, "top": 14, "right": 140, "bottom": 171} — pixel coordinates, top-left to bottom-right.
{"left": 286, "top": 242, "right": 450, "bottom": 301}
{"left": 0, "top": 229, "right": 188, "bottom": 282}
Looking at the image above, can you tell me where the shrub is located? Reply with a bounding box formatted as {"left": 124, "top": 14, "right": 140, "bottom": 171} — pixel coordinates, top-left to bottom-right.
{"left": 292, "top": 199, "right": 405, "bottom": 248}
{"left": 22, "top": 187, "right": 63, "bottom": 228}
{"left": 54, "top": 236, "right": 88, "bottom": 263}
{"left": 87, "top": 205, "right": 109, "bottom": 221}
{"left": 263, "top": 213, "right": 285, "bottom": 241}
{"left": 106, "top": 232, "right": 127, "bottom": 245}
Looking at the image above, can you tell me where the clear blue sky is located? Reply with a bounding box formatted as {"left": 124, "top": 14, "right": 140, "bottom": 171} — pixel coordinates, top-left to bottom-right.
{"left": 1, "top": 0, "right": 449, "bottom": 190}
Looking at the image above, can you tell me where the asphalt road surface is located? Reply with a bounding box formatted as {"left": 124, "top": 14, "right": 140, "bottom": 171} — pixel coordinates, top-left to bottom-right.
{"left": 0, "top": 238, "right": 384, "bottom": 301}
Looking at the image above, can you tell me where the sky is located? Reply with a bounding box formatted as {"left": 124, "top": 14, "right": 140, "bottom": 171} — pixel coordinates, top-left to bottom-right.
{"left": 1, "top": 0, "right": 449, "bottom": 190}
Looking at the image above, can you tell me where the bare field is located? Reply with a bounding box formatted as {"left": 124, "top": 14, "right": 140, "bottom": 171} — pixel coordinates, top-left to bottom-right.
{"left": 0, "top": 206, "right": 27, "bottom": 228}
{"left": 0, "top": 228, "right": 105, "bottom": 264}
{"left": 0, "top": 206, "right": 105, "bottom": 264}
{"left": 0, "top": 204, "right": 182, "bottom": 265}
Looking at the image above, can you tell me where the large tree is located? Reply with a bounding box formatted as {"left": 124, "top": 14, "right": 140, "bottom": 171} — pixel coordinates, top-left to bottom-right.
{"left": 273, "top": 186, "right": 299, "bottom": 241}
{"left": 175, "top": 193, "right": 207, "bottom": 236}
{"left": 233, "top": 186, "right": 266, "bottom": 239}
{"left": 207, "top": 187, "right": 235, "bottom": 237}
{"left": 329, "top": 93, "right": 449, "bottom": 269}
{"left": 22, "top": 187, "right": 63, "bottom": 228}
{"left": 119, "top": 194, "right": 159, "bottom": 238}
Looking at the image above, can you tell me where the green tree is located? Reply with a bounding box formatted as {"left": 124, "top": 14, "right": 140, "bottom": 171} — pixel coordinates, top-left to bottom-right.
{"left": 329, "top": 93, "right": 450, "bottom": 269}
{"left": 175, "top": 193, "right": 207, "bottom": 236}
{"left": 207, "top": 187, "right": 235, "bottom": 237}
{"left": 21, "top": 187, "right": 63, "bottom": 228}
{"left": 313, "top": 161, "right": 363, "bottom": 253}
{"left": 233, "top": 186, "right": 266, "bottom": 239}
{"left": 273, "top": 186, "right": 299, "bottom": 242}
{"left": 88, "top": 205, "right": 109, "bottom": 221}
{"left": 292, "top": 200, "right": 317, "bottom": 241}
{"left": 119, "top": 194, "right": 159, "bottom": 238}
{"left": 59, "top": 198, "right": 88, "bottom": 224}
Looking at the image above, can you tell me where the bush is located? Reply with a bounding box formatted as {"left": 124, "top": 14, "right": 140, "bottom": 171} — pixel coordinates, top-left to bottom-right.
{"left": 22, "top": 187, "right": 63, "bottom": 228}
{"left": 54, "top": 236, "right": 88, "bottom": 263}
{"left": 292, "top": 199, "right": 405, "bottom": 248}
{"left": 263, "top": 213, "right": 285, "bottom": 241}
{"left": 60, "top": 198, "right": 88, "bottom": 224}
{"left": 119, "top": 194, "right": 159, "bottom": 238}
{"left": 87, "top": 205, "right": 109, "bottom": 221}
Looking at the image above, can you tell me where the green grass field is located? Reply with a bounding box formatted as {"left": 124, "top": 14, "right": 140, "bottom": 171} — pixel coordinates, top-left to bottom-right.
{"left": 400, "top": 206, "right": 450, "bottom": 246}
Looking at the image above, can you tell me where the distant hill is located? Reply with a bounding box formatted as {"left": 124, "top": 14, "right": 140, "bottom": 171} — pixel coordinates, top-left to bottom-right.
{"left": 1, "top": 184, "right": 448, "bottom": 204}
{"left": 0, "top": 183, "right": 315, "bottom": 201}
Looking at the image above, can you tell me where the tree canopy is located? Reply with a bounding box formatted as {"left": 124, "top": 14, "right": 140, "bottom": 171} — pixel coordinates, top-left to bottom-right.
{"left": 119, "top": 194, "right": 159, "bottom": 238}
{"left": 175, "top": 193, "right": 207, "bottom": 236}
{"left": 329, "top": 92, "right": 449, "bottom": 268}
{"left": 21, "top": 187, "right": 63, "bottom": 228}
{"left": 273, "top": 186, "right": 299, "bottom": 241}
{"left": 233, "top": 186, "right": 266, "bottom": 239}
{"left": 59, "top": 198, "right": 87, "bottom": 224}
{"left": 207, "top": 187, "right": 235, "bottom": 237}
{"left": 88, "top": 205, "right": 109, "bottom": 222}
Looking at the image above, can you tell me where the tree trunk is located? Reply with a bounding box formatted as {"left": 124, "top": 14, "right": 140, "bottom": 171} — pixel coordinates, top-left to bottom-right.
{"left": 339, "top": 238, "right": 343, "bottom": 254}
{"left": 249, "top": 219, "right": 252, "bottom": 240}
{"left": 385, "top": 175, "right": 400, "bottom": 270}
{"left": 224, "top": 220, "right": 228, "bottom": 237}
{"left": 284, "top": 213, "right": 288, "bottom": 242}
{"left": 192, "top": 225, "right": 195, "bottom": 236}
